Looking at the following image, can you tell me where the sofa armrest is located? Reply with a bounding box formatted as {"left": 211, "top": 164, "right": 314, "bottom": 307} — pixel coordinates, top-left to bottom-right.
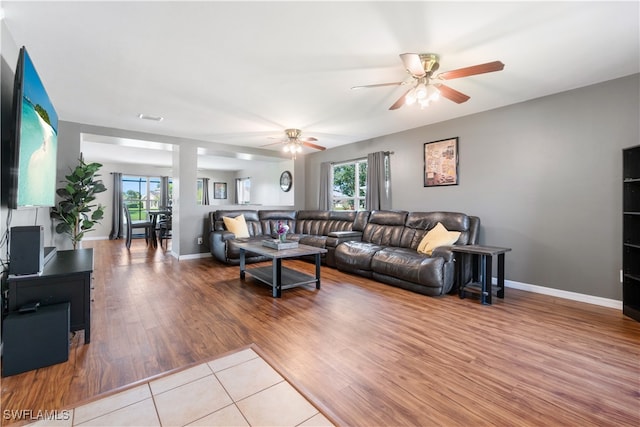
{"left": 328, "top": 230, "right": 362, "bottom": 238}
{"left": 218, "top": 231, "right": 237, "bottom": 241}
{"left": 431, "top": 245, "right": 455, "bottom": 262}
{"left": 435, "top": 245, "right": 476, "bottom": 290}
{"left": 210, "top": 230, "right": 236, "bottom": 262}
{"left": 326, "top": 231, "right": 363, "bottom": 248}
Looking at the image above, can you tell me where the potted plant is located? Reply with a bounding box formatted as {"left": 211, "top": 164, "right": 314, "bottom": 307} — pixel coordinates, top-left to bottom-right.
{"left": 276, "top": 220, "right": 289, "bottom": 242}
{"left": 50, "top": 154, "right": 107, "bottom": 249}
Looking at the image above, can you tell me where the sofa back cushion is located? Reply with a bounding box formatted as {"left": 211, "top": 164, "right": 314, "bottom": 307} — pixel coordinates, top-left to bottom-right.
{"left": 401, "top": 212, "right": 471, "bottom": 249}
{"left": 362, "top": 210, "right": 409, "bottom": 246}
{"left": 353, "top": 211, "right": 371, "bottom": 232}
{"left": 213, "top": 210, "right": 262, "bottom": 236}
{"left": 468, "top": 216, "right": 480, "bottom": 245}
{"left": 258, "top": 210, "right": 297, "bottom": 236}
{"left": 296, "top": 210, "right": 358, "bottom": 236}
{"left": 296, "top": 210, "right": 330, "bottom": 235}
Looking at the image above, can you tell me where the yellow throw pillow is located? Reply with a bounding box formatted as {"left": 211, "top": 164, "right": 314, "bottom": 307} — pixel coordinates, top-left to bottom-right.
{"left": 417, "top": 222, "right": 461, "bottom": 256}
{"left": 223, "top": 214, "right": 250, "bottom": 238}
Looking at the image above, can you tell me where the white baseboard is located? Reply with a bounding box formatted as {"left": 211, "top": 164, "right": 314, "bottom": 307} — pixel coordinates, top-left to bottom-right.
{"left": 497, "top": 278, "right": 622, "bottom": 310}
{"left": 178, "top": 253, "right": 211, "bottom": 261}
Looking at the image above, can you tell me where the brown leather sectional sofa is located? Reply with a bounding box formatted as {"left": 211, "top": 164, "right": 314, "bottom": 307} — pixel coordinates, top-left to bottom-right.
{"left": 208, "top": 210, "right": 369, "bottom": 267}
{"left": 334, "top": 210, "right": 479, "bottom": 296}
{"left": 208, "top": 209, "right": 479, "bottom": 297}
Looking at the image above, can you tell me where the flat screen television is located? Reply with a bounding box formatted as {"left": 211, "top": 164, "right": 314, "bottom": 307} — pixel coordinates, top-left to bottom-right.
{"left": 7, "top": 46, "right": 58, "bottom": 209}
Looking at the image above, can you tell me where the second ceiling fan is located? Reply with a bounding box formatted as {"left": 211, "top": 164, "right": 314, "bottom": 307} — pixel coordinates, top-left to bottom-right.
{"left": 353, "top": 53, "right": 504, "bottom": 110}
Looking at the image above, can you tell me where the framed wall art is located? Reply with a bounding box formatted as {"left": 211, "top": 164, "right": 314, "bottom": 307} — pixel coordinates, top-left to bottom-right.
{"left": 213, "top": 182, "right": 227, "bottom": 199}
{"left": 424, "top": 137, "right": 459, "bottom": 187}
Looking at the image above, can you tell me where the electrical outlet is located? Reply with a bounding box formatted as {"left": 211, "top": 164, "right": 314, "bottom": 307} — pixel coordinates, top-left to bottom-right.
{"left": 197, "top": 237, "right": 203, "bottom": 245}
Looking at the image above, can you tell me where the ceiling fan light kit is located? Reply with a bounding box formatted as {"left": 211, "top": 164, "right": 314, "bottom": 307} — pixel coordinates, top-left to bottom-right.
{"left": 283, "top": 128, "right": 305, "bottom": 158}
{"left": 261, "top": 128, "right": 326, "bottom": 159}
{"left": 283, "top": 142, "right": 303, "bottom": 154}
{"left": 354, "top": 53, "right": 504, "bottom": 111}
{"left": 405, "top": 78, "right": 441, "bottom": 108}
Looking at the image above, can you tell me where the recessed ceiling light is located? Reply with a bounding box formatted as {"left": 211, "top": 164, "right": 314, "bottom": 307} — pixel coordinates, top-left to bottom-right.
{"left": 137, "top": 113, "right": 164, "bottom": 122}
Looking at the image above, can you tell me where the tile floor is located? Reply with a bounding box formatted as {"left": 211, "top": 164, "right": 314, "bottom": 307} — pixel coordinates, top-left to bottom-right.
{"left": 27, "top": 347, "right": 335, "bottom": 427}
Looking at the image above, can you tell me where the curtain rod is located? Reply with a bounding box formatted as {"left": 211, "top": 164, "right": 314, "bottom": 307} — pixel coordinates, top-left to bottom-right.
{"left": 331, "top": 151, "right": 394, "bottom": 165}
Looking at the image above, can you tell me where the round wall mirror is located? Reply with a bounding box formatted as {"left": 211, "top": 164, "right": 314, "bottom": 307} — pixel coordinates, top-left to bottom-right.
{"left": 280, "top": 171, "right": 292, "bottom": 192}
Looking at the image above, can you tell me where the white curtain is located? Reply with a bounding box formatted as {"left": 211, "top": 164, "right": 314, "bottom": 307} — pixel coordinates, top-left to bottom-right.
{"left": 318, "top": 162, "right": 332, "bottom": 210}
{"left": 365, "top": 151, "right": 391, "bottom": 210}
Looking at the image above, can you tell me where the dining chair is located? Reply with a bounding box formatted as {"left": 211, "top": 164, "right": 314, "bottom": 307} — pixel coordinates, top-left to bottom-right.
{"left": 124, "top": 206, "right": 153, "bottom": 249}
{"left": 157, "top": 213, "right": 172, "bottom": 249}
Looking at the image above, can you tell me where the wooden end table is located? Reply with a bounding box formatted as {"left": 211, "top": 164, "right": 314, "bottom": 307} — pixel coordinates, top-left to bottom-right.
{"left": 452, "top": 245, "right": 512, "bottom": 305}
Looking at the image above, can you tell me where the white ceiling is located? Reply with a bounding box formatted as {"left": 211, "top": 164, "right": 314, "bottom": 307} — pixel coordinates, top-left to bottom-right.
{"left": 80, "top": 133, "right": 287, "bottom": 170}
{"left": 3, "top": 1, "right": 639, "bottom": 169}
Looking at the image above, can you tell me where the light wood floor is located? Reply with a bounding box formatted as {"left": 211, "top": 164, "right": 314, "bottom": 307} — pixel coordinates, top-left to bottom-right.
{"left": 2, "top": 239, "right": 639, "bottom": 426}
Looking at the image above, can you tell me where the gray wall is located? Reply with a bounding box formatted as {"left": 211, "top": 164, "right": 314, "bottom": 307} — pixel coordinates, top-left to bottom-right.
{"left": 305, "top": 74, "right": 639, "bottom": 301}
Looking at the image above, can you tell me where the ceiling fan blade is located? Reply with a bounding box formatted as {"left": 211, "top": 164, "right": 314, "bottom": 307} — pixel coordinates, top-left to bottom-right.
{"left": 399, "top": 53, "right": 425, "bottom": 77}
{"left": 351, "top": 82, "right": 404, "bottom": 90}
{"left": 434, "top": 84, "right": 470, "bottom": 104}
{"left": 302, "top": 141, "right": 326, "bottom": 151}
{"left": 436, "top": 61, "right": 504, "bottom": 80}
{"left": 302, "top": 137, "right": 318, "bottom": 142}
{"left": 389, "top": 89, "right": 411, "bottom": 110}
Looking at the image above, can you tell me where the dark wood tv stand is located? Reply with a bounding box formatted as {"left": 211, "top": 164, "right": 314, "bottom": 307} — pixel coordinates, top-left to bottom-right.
{"left": 6, "top": 248, "right": 94, "bottom": 343}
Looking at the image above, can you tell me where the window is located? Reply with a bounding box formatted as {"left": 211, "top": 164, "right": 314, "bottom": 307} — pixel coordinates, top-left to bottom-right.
{"left": 196, "top": 178, "right": 204, "bottom": 205}
{"left": 122, "top": 175, "right": 172, "bottom": 220}
{"left": 236, "top": 177, "right": 251, "bottom": 204}
{"left": 332, "top": 159, "right": 367, "bottom": 210}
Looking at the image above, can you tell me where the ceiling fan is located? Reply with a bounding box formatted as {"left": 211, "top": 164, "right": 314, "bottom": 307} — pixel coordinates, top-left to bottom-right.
{"left": 352, "top": 53, "right": 504, "bottom": 110}
{"left": 262, "top": 128, "right": 326, "bottom": 158}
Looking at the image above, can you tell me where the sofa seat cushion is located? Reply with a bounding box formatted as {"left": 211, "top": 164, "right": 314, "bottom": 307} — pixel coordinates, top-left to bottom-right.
{"left": 371, "top": 247, "right": 445, "bottom": 287}
{"left": 226, "top": 236, "right": 265, "bottom": 259}
{"left": 335, "top": 241, "right": 385, "bottom": 271}
{"left": 299, "top": 234, "right": 327, "bottom": 248}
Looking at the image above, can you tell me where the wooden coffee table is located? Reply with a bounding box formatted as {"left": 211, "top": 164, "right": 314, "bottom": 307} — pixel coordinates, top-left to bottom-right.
{"left": 235, "top": 241, "right": 328, "bottom": 298}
